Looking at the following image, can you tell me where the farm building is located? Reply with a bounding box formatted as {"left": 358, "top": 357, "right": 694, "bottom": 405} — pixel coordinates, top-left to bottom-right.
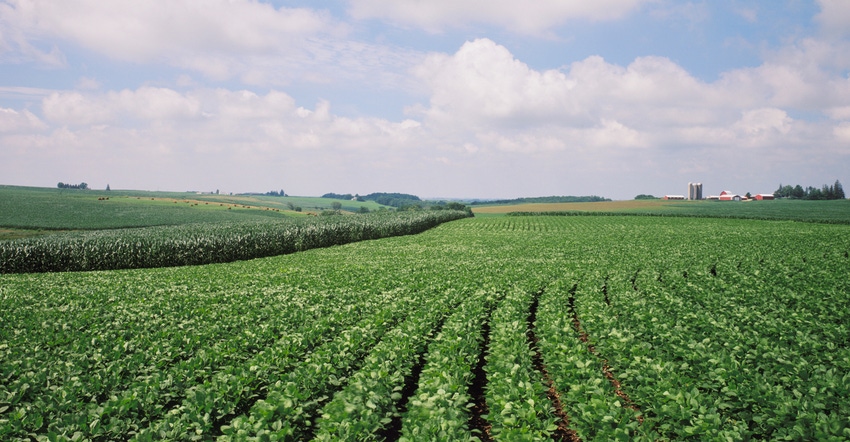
{"left": 663, "top": 195, "right": 685, "bottom": 200}
{"left": 718, "top": 190, "right": 741, "bottom": 201}
{"left": 754, "top": 194, "right": 775, "bottom": 200}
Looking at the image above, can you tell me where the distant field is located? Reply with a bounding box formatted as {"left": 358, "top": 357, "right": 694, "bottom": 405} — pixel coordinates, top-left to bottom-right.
{"left": 473, "top": 198, "right": 850, "bottom": 224}
{"left": 472, "top": 199, "right": 670, "bottom": 214}
{"left": 0, "top": 185, "right": 390, "bottom": 235}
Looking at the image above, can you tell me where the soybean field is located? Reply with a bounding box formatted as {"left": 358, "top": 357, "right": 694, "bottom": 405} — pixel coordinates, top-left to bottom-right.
{"left": 2, "top": 215, "right": 850, "bottom": 440}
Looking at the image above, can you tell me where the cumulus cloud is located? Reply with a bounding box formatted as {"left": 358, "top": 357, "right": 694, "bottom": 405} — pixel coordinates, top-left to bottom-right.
{"left": 1, "top": 0, "right": 428, "bottom": 90}
{"left": 0, "top": 107, "right": 46, "bottom": 132}
{"left": 412, "top": 39, "right": 580, "bottom": 128}
{"left": 2, "top": 0, "right": 411, "bottom": 86}
{"left": 37, "top": 86, "right": 411, "bottom": 157}
{"left": 0, "top": 1, "right": 66, "bottom": 66}
{"left": 6, "top": 0, "right": 335, "bottom": 62}
{"left": 1, "top": 84, "right": 433, "bottom": 192}
{"left": 732, "top": 108, "right": 793, "bottom": 148}
{"left": 412, "top": 39, "right": 740, "bottom": 152}
{"left": 42, "top": 87, "right": 202, "bottom": 126}
{"left": 834, "top": 122, "right": 850, "bottom": 143}
{"left": 406, "top": 36, "right": 850, "bottom": 166}
{"left": 348, "top": 0, "right": 649, "bottom": 34}
{"left": 816, "top": 0, "right": 850, "bottom": 36}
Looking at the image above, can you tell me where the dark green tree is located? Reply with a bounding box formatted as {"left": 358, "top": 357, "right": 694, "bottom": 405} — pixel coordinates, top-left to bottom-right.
{"left": 834, "top": 180, "right": 845, "bottom": 199}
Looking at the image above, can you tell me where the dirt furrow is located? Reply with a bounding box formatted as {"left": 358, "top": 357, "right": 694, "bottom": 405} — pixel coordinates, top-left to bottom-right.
{"left": 568, "top": 283, "right": 643, "bottom": 424}
{"left": 527, "top": 289, "right": 581, "bottom": 442}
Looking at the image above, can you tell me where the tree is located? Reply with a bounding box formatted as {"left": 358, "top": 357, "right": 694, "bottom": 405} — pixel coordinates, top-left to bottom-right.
{"left": 331, "top": 201, "right": 342, "bottom": 211}
{"left": 832, "top": 180, "right": 847, "bottom": 200}
{"left": 106, "top": 184, "right": 111, "bottom": 191}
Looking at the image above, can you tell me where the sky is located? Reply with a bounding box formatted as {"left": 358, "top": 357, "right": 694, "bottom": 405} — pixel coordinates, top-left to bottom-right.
{"left": 1, "top": 0, "right": 849, "bottom": 200}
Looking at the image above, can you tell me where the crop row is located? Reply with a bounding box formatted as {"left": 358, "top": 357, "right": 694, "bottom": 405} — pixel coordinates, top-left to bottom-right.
{"left": 2, "top": 284, "right": 412, "bottom": 440}
{"left": 573, "top": 259, "right": 850, "bottom": 440}
{"left": 482, "top": 287, "right": 556, "bottom": 440}
{"left": 212, "top": 288, "right": 451, "bottom": 441}
{"left": 398, "top": 289, "right": 498, "bottom": 440}
{"left": 0, "top": 210, "right": 470, "bottom": 273}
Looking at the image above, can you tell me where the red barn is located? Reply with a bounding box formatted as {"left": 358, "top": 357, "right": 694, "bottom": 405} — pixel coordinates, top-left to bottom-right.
{"left": 719, "top": 191, "right": 741, "bottom": 201}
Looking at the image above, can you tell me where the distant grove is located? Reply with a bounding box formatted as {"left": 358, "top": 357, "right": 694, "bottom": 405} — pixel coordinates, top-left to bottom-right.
{"left": 774, "top": 180, "right": 845, "bottom": 200}
{"left": 56, "top": 182, "right": 88, "bottom": 190}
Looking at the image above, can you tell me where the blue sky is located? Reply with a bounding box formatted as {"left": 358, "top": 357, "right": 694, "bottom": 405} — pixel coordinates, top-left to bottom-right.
{"left": 1, "top": 0, "right": 849, "bottom": 199}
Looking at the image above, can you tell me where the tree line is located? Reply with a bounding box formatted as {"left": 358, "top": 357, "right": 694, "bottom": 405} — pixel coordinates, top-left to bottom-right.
{"left": 57, "top": 182, "right": 88, "bottom": 190}
{"left": 774, "top": 180, "right": 845, "bottom": 200}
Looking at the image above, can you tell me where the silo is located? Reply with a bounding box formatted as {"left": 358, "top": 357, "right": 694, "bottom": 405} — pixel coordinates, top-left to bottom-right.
{"left": 688, "top": 182, "right": 703, "bottom": 200}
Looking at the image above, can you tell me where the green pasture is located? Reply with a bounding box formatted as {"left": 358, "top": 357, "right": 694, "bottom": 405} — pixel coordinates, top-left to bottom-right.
{"left": 637, "top": 198, "right": 850, "bottom": 223}
{"left": 0, "top": 185, "right": 390, "bottom": 234}
{"left": 495, "top": 198, "right": 850, "bottom": 224}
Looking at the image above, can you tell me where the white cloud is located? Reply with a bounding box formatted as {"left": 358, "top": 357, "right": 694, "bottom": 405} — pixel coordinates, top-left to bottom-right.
{"left": 34, "top": 86, "right": 424, "bottom": 158}
{"left": 413, "top": 39, "right": 580, "bottom": 129}
{"left": 834, "top": 122, "right": 850, "bottom": 143}
{"left": 1, "top": 1, "right": 429, "bottom": 91}
{"left": 42, "top": 87, "right": 202, "bottom": 125}
{"left": 2, "top": 85, "right": 434, "bottom": 193}
{"left": 412, "top": 39, "right": 741, "bottom": 145}
{"left": 719, "top": 39, "right": 850, "bottom": 111}
{"left": 42, "top": 92, "right": 114, "bottom": 126}
{"left": 825, "top": 106, "right": 850, "bottom": 120}
{"left": 738, "top": 108, "right": 792, "bottom": 135}
{"left": 0, "top": 1, "right": 66, "bottom": 66}
{"left": 348, "top": 0, "right": 649, "bottom": 34}
{"left": 7, "top": 0, "right": 335, "bottom": 62}
{"left": 414, "top": 37, "right": 850, "bottom": 155}
{"left": 1, "top": 0, "right": 399, "bottom": 86}
{"left": 0, "top": 107, "right": 47, "bottom": 132}
{"left": 404, "top": 36, "right": 850, "bottom": 180}
{"left": 816, "top": 0, "right": 850, "bottom": 36}
{"left": 0, "top": 86, "right": 55, "bottom": 100}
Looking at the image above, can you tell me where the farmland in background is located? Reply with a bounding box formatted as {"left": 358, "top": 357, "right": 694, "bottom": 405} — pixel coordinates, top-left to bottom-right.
{"left": 472, "top": 198, "right": 850, "bottom": 224}
{"left": 2, "top": 209, "right": 849, "bottom": 440}
{"left": 0, "top": 185, "right": 393, "bottom": 234}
